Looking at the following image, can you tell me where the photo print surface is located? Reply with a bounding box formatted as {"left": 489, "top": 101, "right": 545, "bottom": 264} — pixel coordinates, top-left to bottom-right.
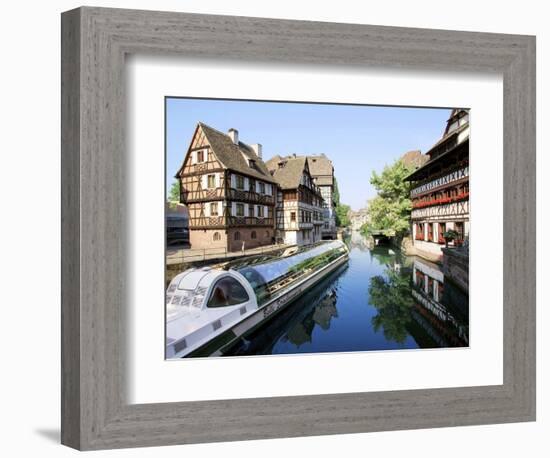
{"left": 165, "top": 98, "right": 470, "bottom": 359}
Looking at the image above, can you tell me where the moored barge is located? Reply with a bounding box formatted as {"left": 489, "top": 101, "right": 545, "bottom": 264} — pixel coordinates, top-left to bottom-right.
{"left": 166, "top": 240, "right": 349, "bottom": 358}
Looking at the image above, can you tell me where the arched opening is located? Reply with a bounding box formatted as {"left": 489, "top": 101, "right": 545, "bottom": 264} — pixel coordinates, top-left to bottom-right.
{"left": 251, "top": 231, "right": 257, "bottom": 239}
{"left": 213, "top": 232, "right": 221, "bottom": 241}
{"left": 234, "top": 231, "right": 241, "bottom": 241}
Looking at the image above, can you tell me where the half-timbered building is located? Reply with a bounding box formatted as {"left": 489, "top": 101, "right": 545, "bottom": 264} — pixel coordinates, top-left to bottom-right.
{"left": 265, "top": 155, "right": 325, "bottom": 246}
{"left": 405, "top": 109, "right": 470, "bottom": 259}
{"left": 175, "top": 123, "right": 277, "bottom": 252}
{"left": 306, "top": 154, "right": 337, "bottom": 240}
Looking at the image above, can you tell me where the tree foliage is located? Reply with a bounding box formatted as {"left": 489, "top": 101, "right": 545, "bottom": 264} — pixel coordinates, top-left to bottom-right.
{"left": 368, "top": 268, "right": 414, "bottom": 344}
{"left": 335, "top": 203, "right": 351, "bottom": 227}
{"left": 333, "top": 177, "right": 341, "bottom": 207}
{"left": 169, "top": 180, "right": 180, "bottom": 202}
{"left": 362, "top": 159, "right": 414, "bottom": 237}
{"left": 333, "top": 177, "right": 351, "bottom": 227}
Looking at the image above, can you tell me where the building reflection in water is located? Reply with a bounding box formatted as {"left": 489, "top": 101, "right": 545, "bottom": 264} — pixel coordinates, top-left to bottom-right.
{"left": 410, "top": 257, "right": 469, "bottom": 347}
{"left": 225, "top": 239, "right": 469, "bottom": 356}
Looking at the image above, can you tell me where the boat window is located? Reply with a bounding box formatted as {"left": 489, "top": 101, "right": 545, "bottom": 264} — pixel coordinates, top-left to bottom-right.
{"left": 237, "top": 241, "right": 347, "bottom": 306}
{"left": 207, "top": 277, "right": 250, "bottom": 308}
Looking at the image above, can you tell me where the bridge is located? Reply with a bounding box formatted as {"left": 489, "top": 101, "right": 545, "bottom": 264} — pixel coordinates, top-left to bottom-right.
{"left": 369, "top": 230, "right": 395, "bottom": 246}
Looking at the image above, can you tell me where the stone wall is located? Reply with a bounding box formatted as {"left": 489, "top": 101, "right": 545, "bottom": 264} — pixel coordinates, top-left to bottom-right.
{"left": 189, "top": 229, "right": 227, "bottom": 251}
{"left": 441, "top": 247, "right": 469, "bottom": 293}
{"left": 227, "top": 227, "right": 274, "bottom": 252}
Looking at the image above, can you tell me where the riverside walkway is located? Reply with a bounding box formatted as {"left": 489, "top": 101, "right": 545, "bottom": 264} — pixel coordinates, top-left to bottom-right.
{"left": 166, "top": 242, "right": 289, "bottom": 266}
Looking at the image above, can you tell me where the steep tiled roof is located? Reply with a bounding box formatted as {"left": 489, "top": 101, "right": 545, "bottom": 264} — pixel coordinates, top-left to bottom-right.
{"left": 198, "top": 122, "right": 277, "bottom": 183}
{"left": 265, "top": 155, "right": 308, "bottom": 190}
{"left": 306, "top": 154, "right": 333, "bottom": 177}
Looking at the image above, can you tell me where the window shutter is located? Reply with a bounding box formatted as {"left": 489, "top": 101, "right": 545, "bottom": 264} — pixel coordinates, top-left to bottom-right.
{"left": 244, "top": 177, "right": 249, "bottom": 190}
{"left": 204, "top": 202, "right": 210, "bottom": 217}
{"left": 264, "top": 206, "right": 268, "bottom": 218}
{"left": 231, "top": 174, "right": 236, "bottom": 188}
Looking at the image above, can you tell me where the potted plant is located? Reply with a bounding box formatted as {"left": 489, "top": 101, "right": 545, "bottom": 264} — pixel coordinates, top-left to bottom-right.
{"left": 442, "top": 229, "right": 459, "bottom": 248}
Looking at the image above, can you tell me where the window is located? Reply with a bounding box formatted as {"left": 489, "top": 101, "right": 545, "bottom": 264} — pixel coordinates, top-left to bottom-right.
{"left": 206, "top": 277, "right": 250, "bottom": 308}
{"left": 455, "top": 222, "right": 465, "bottom": 242}
{"left": 438, "top": 223, "right": 446, "bottom": 243}
{"left": 234, "top": 231, "right": 241, "bottom": 241}
{"left": 207, "top": 174, "right": 216, "bottom": 188}
{"left": 210, "top": 203, "right": 218, "bottom": 216}
{"left": 251, "top": 231, "right": 257, "bottom": 239}
{"left": 256, "top": 205, "right": 263, "bottom": 217}
{"left": 213, "top": 232, "right": 221, "bottom": 241}
{"left": 236, "top": 175, "right": 244, "bottom": 189}
{"left": 197, "top": 150, "right": 204, "bottom": 162}
{"left": 290, "top": 211, "right": 296, "bottom": 222}
{"left": 259, "top": 182, "right": 265, "bottom": 194}
{"left": 236, "top": 203, "right": 245, "bottom": 217}
{"left": 249, "top": 179, "right": 255, "bottom": 191}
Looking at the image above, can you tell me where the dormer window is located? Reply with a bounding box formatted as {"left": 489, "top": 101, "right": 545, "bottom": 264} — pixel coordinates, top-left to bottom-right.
{"left": 248, "top": 159, "right": 256, "bottom": 168}
{"left": 278, "top": 162, "right": 285, "bottom": 169}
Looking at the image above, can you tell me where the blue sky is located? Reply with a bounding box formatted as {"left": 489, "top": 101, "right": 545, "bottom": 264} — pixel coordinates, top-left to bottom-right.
{"left": 166, "top": 98, "right": 451, "bottom": 211}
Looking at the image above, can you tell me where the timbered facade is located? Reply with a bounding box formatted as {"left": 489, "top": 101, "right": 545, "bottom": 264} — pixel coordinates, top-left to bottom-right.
{"left": 176, "top": 123, "right": 277, "bottom": 252}
{"left": 266, "top": 155, "right": 325, "bottom": 246}
{"left": 306, "top": 154, "right": 337, "bottom": 240}
{"left": 405, "top": 109, "right": 470, "bottom": 259}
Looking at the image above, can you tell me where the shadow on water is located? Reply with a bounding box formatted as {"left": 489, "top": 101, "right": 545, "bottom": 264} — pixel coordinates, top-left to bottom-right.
{"left": 225, "top": 232, "right": 469, "bottom": 356}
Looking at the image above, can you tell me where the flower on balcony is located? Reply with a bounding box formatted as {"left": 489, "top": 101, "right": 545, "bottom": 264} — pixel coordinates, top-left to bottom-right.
{"left": 412, "top": 191, "right": 469, "bottom": 209}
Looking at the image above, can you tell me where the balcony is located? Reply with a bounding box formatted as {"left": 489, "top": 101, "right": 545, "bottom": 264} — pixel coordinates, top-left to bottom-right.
{"left": 228, "top": 216, "right": 274, "bottom": 227}
{"left": 181, "top": 188, "right": 275, "bottom": 205}
{"left": 190, "top": 216, "right": 274, "bottom": 229}
{"left": 228, "top": 188, "right": 275, "bottom": 205}
{"left": 412, "top": 192, "right": 469, "bottom": 209}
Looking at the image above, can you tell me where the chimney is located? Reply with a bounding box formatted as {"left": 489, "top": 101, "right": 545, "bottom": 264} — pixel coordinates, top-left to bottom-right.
{"left": 228, "top": 128, "right": 239, "bottom": 144}
{"left": 250, "top": 143, "right": 262, "bottom": 158}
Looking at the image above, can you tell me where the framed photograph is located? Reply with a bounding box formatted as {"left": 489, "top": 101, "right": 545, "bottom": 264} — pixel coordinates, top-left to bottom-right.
{"left": 61, "top": 6, "right": 535, "bottom": 450}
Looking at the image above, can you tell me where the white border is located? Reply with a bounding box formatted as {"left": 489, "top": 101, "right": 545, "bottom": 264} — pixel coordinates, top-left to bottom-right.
{"left": 127, "top": 56, "right": 503, "bottom": 404}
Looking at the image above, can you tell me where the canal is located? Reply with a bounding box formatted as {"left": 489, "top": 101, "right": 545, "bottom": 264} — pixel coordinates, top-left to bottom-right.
{"left": 226, "top": 231, "right": 469, "bottom": 356}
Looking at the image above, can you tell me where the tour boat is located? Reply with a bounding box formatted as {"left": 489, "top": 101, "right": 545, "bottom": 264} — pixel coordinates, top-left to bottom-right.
{"left": 166, "top": 240, "right": 349, "bottom": 358}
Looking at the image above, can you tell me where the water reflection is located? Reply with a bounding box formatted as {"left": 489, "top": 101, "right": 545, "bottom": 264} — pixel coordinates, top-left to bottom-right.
{"left": 225, "top": 232, "right": 469, "bottom": 356}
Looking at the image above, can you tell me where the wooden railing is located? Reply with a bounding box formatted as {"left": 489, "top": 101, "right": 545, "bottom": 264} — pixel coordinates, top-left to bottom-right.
{"left": 227, "top": 188, "right": 275, "bottom": 204}
{"left": 412, "top": 192, "right": 469, "bottom": 209}
{"left": 181, "top": 187, "right": 275, "bottom": 204}
{"left": 189, "top": 216, "right": 275, "bottom": 229}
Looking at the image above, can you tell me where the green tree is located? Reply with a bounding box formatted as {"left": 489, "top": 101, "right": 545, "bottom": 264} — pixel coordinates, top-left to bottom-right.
{"left": 168, "top": 180, "right": 180, "bottom": 202}
{"left": 333, "top": 177, "right": 351, "bottom": 227}
{"left": 362, "top": 159, "right": 414, "bottom": 237}
{"left": 335, "top": 203, "right": 351, "bottom": 227}
{"left": 333, "top": 177, "right": 341, "bottom": 206}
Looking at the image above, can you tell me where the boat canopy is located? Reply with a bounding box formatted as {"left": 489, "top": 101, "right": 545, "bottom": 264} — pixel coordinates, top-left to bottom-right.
{"left": 235, "top": 240, "right": 348, "bottom": 305}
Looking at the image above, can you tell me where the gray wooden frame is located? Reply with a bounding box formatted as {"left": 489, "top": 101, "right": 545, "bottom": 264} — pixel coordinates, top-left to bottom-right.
{"left": 61, "top": 6, "right": 536, "bottom": 451}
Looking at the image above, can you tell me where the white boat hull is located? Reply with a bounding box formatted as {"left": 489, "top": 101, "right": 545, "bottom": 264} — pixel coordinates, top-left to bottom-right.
{"left": 185, "top": 253, "right": 349, "bottom": 357}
